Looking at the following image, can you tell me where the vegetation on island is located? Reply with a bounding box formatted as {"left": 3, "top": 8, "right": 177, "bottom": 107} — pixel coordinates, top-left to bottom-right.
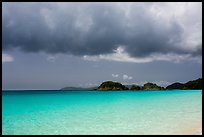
{"left": 97, "top": 81, "right": 129, "bottom": 90}
{"left": 61, "top": 78, "right": 202, "bottom": 91}
{"left": 97, "top": 81, "right": 163, "bottom": 91}
{"left": 95, "top": 78, "right": 202, "bottom": 91}
{"left": 130, "top": 85, "right": 141, "bottom": 90}
{"left": 166, "top": 78, "right": 202, "bottom": 90}
{"left": 142, "top": 82, "right": 163, "bottom": 90}
{"left": 166, "top": 82, "right": 184, "bottom": 90}
{"left": 182, "top": 78, "right": 202, "bottom": 90}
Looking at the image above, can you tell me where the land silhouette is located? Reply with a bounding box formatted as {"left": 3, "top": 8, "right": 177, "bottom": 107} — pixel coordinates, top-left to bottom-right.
{"left": 61, "top": 78, "right": 202, "bottom": 91}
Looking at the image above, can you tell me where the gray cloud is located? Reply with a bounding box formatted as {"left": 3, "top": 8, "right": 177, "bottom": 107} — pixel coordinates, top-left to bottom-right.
{"left": 2, "top": 2, "right": 202, "bottom": 60}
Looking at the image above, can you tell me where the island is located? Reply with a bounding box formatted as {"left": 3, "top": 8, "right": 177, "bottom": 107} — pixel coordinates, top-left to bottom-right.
{"left": 130, "top": 85, "right": 141, "bottom": 90}
{"left": 60, "top": 87, "right": 97, "bottom": 91}
{"left": 142, "top": 83, "right": 164, "bottom": 90}
{"left": 166, "top": 82, "right": 184, "bottom": 90}
{"left": 61, "top": 78, "right": 202, "bottom": 91}
{"left": 166, "top": 78, "right": 202, "bottom": 90}
{"left": 97, "top": 81, "right": 129, "bottom": 90}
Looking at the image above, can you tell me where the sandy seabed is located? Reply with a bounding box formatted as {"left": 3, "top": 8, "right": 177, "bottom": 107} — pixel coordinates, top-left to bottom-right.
{"left": 181, "top": 121, "right": 202, "bottom": 135}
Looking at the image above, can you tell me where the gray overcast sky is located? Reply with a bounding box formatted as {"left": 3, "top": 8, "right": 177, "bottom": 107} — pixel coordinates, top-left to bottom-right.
{"left": 2, "top": 2, "right": 202, "bottom": 90}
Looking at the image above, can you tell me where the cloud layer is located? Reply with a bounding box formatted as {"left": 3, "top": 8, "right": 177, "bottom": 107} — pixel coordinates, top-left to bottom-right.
{"left": 2, "top": 2, "right": 202, "bottom": 63}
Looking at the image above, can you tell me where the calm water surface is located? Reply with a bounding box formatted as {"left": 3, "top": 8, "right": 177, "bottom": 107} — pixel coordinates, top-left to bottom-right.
{"left": 2, "top": 90, "right": 202, "bottom": 135}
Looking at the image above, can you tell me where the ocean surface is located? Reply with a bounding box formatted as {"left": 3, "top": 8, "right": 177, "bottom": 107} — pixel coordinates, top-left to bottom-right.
{"left": 2, "top": 90, "right": 202, "bottom": 135}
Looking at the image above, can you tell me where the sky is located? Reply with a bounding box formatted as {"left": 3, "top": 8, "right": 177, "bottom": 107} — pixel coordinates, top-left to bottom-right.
{"left": 2, "top": 2, "right": 202, "bottom": 90}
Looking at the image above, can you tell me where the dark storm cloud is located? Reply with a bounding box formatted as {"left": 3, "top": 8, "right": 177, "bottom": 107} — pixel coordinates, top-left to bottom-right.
{"left": 2, "top": 2, "right": 202, "bottom": 58}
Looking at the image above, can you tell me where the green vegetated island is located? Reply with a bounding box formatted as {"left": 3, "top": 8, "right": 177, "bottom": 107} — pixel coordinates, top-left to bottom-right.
{"left": 61, "top": 78, "right": 202, "bottom": 91}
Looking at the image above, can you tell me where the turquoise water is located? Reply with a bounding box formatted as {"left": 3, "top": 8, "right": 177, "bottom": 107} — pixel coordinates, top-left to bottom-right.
{"left": 2, "top": 90, "right": 202, "bottom": 135}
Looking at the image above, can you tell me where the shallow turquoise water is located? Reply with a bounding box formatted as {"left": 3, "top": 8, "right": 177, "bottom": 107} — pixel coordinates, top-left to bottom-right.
{"left": 2, "top": 90, "right": 202, "bottom": 135}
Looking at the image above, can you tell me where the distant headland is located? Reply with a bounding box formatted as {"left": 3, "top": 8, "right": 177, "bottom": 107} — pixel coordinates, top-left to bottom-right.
{"left": 61, "top": 78, "right": 202, "bottom": 91}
